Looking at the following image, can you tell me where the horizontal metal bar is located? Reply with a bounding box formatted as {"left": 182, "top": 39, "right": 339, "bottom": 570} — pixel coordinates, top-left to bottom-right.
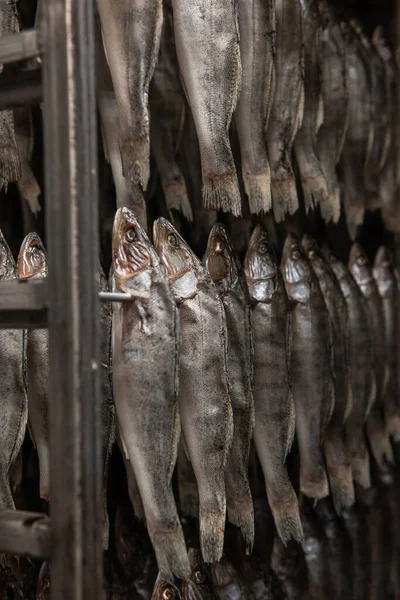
{"left": 0, "top": 67, "right": 41, "bottom": 110}
{"left": 0, "top": 279, "right": 47, "bottom": 328}
{"left": 0, "top": 510, "right": 50, "bottom": 559}
{"left": 98, "top": 291, "right": 134, "bottom": 303}
{"left": 0, "top": 30, "right": 40, "bottom": 65}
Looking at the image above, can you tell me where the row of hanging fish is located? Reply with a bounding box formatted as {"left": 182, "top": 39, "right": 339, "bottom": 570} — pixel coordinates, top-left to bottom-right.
{"left": 92, "top": 0, "right": 400, "bottom": 236}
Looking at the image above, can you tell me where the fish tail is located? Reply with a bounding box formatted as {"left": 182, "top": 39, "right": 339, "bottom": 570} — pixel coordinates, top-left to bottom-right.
{"left": 297, "top": 152, "right": 329, "bottom": 214}
{"left": 120, "top": 135, "right": 150, "bottom": 191}
{"left": 268, "top": 492, "right": 303, "bottom": 546}
{"left": 202, "top": 170, "right": 242, "bottom": 217}
{"left": 37, "top": 445, "right": 50, "bottom": 502}
{"left": 163, "top": 178, "right": 193, "bottom": 222}
{"left": 199, "top": 507, "right": 226, "bottom": 563}
{"left": 319, "top": 186, "right": 341, "bottom": 224}
{"left": 0, "top": 143, "right": 21, "bottom": 182}
{"left": 243, "top": 170, "right": 272, "bottom": 214}
{"left": 148, "top": 524, "right": 190, "bottom": 581}
{"left": 366, "top": 416, "right": 394, "bottom": 470}
{"left": 299, "top": 460, "right": 329, "bottom": 501}
{"left": 350, "top": 453, "right": 371, "bottom": 489}
{"left": 0, "top": 471, "right": 15, "bottom": 511}
{"left": 226, "top": 495, "right": 255, "bottom": 552}
{"left": 271, "top": 171, "right": 299, "bottom": 222}
{"left": 18, "top": 168, "right": 41, "bottom": 214}
{"left": 324, "top": 433, "right": 355, "bottom": 514}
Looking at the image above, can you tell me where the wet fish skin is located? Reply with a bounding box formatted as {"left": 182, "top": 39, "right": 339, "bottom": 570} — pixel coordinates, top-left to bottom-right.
{"left": 205, "top": 223, "right": 254, "bottom": 549}
{"left": 348, "top": 243, "right": 394, "bottom": 470}
{"left": 151, "top": 574, "right": 182, "bottom": 600}
{"left": 150, "top": 0, "right": 192, "bottom": 223}
{"left": 96, "top": 0, "right": 163, "bottom": 189}
{"left": 235, "top": 0, "right": 275, "bottom": 214}
{"left": 281, "top": 233, "right": 333, "bottom": 500}
{"left": 210, "top": 556, "right": 254, "bottom": 600}
{"left": 181, "top": 548, "right": 216, "bottom": 600}
{"left": 0, "top": 230, "right": 27, "bottom": 511}
{"left": 14, "top": 108, "right": 41, "bottom": 214}
{"left": 171, "top": 0, "right": 242, "bottom": 216}
{"left": 302, "top": 235, "right": 354, "bottom": 513}
{"left": 316, "top": 0, "right": 348, "bottom": 223}
{"left": 244, "top": 226, "right": 302, "bottom": 544}
{"left": 322, "top": 246, "right": 373, "bottom": 488}
{"left": 294, "top": 0, "right": 329, "bottom": 215}
{"left": 266, "top": 0, "right": 304, "bottom": 222}
{"left": 112, "top": 208, "right": 189, "bottom": 580}
{"left": 153, "top": 217, "right": 233, "bottom": 564}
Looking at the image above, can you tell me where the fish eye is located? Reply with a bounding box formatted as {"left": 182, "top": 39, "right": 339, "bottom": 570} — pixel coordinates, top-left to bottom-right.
{"left": 292, "top": 249, "right": 301, "bottom": 260}
{"left": 308, "top": 249, "right": 315, "bottom": 259}
{"left": 194, "top": 569, "right": 206, "bottom": 585}
{"left": 168, "top": 233, "right": 179, "bottom": 247}
{"left": 31, "top": 244, "right": 42, "bottom": 253}
{"left": 357, "top": 255, "right": 367, "bottom": 266}
{"left": 125, "top": 228, "right": 137, "bottom": 243}
{"left": 215, "top": 240, "right": 225, "bottom": 253}
{"left": 162, "top": 588, "right": 175, "bottom": 600}
{"left": 259, "top": 242, "right": 269, "bottom": 254}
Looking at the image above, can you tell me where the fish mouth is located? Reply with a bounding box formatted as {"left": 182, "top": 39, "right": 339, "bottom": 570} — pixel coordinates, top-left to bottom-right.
{"left": 281, "top": 232, "right": 301, "bottom": 263}
{"left": 205, "top": 224, "right": 232, "bottom": 282}
{"left": 244, "top": 225, "right": 276, "bottom": 281}
{"left": 301, "top": 234, "right": 318, "bottom": 257}
{"left": 18, "top": 232, "right": 47, "bottom": 280}
{"left": 112, "top": 207, "right": 152, "bottom": 280}
{"left": 349, "top": 243, "right": 370, "bottom": 270}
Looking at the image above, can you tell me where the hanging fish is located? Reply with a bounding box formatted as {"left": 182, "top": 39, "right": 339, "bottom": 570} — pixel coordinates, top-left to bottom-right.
{"left": 181, "top": 548, "right": 216, "bottom": 600}
{"left": 117, "top": 430, "right": 145, "bottom": 521}
{"left": 235, "top": 0, "right": 276, "bottom": 214}
{"left": 14, "top": 108, "right": 41, "bottom": 215}
{"left": 244, "top": 226, "right": 302, "bottom": 544}
{"left": 265, "top": 0, "right": 304, "bottom": 222}
{"left": 112, "top": 208, "right": 189, "bottom": 579}
{"left": 210, "top": 556, "right": 254, "bottom": 600}
{"left": 154, "top": 217, "right": 233, "bottom": 564}
{"left": 151, "top": 574, "right": 181, "bottom": 600}
{"left": 281, "top": 233, "right": 333, "bottom": 500}
{"left": 302, "top": 235, "right": 354, "bottom": 513}
{"left": 96, "top": 0, "right": 163, "bottom": 189}
{"left": 177, "top": 441, "right": 199, "bottom": 520}
{"left": 205, "top": 224, "right": 254, "bottom": 550}
{"left": 171, "top": 0, "right": 242, "bottom": 216}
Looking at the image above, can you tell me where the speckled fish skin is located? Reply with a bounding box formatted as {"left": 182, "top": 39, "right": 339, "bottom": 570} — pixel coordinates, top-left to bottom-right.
{"left": 181, "top": 548, "right": 216, "bottom": 600}
{"left": 348, "top": 243, "right": 394, "bottom": 470}
{"left": 302, "top": 235, "right": 354, "bottom": 514}
{"left": 112, "top": 208, "right": 189, "bottom": 580}
{"left": 96, "top": 0, "right": 163, "bottom": 189}
{"left": 14, "top": 108, "right": 41, "bottom": 215}
{"left": 294, "top": 0, "right": 329, "bottom": 216}
{"left": 0, "top": 0, "right": 20, "bottom": 184}
{"left": 153, "top": 217, "right": 233, "bottom": 564}
{"left": 152, "top": 574, "right": 182, "bottom": 600}
{"left": 171, "top": 0, "right": 242, "bottom": 216}
{"left": 281, "top": 233, "right": 333, "bottom": 500}
{"left": 17, "top": 233, "right": 49, "bottom": 502}
{"left": 205, "top": 223, "right": 254, "bottom": 550}
{"left": 244, "top": 226, "right": 302, "bottom": 544}
{"left": 316, "top": 0, "right": 348, "bottom": 223}
{"left": 0, "top": 230, "right": 27, "bottom": 510}
{"left": 322, "top": 246, "right": 373, "bottom": 488}
{"left": 373, "top": 247, "right": 400, "bottom": 441}
{"left": 211, "top": 556, "right": 254, "bottom": 600}
{"left": 266, "top": 0, "right": 304, "bottom": 222}
{"left": 95, "top": 19, "right": 147, "bottom": 229}
{"left": 235, "top": 0, "right": 275, "bottom": 214}
{"left": 150, "top": 0, "right": 192, "bottom": 223}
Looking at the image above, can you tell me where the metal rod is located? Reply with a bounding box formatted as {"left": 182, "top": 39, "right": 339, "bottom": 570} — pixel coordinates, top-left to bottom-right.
{"left": 98, "top": 291, "right": 134, "bottom": 303}
{"left": 0, "top": 68, "right": 41, "bottom": 110}
{"left": 42, "top": 0, "right": 102, "bottom": 596}
{"left": 0, "top": 30, "right": 40, "bottom": 65}
{"left": 0, "top": 511, "right": 50, "bottom": 559}
{"left": 0, "top": 280, "right": 47, "bottom": 328}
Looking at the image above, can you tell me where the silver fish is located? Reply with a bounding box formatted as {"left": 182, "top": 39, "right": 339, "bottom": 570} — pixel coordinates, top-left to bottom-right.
{"left": 302, "top": 235, "right": 354, "bottom": 513}
{"left": 316, "top": 0, "right": 349, "bottom": 223}
{"left": 96, "top": 0, "right": 163, "bottom": 189}
{"left": 322, "top": 246, "right": 373, "bottom": 488}
{"left": 244, "top": 226, "right": 302, "bottom": 544}
{"left": 266, "top": 0, "right": 304, "bottom": 222}
{"left": 205, "top": 224, "right": 255, "bottom": 550}
{"left": 235, "top": 0, "right": 276, "bottom": 214}
{"left": 294, "top": 0, "right": 329, "bottom": 215}
{"left": 152, "top": 574, "right": 182, "bottom": 600}
{"left": 112, "top": 208, "right": 189, "bottom": 579}
{"left": 171, "top": 0, "right": 242, "bottom": 216}
{"left": 154, "top": 217, "right": 233, "bottom": 564}
{"left": 0, "top": 230, "right": 27, "bottom": 510}
{"left": 150, "top": 0, "right": 192, "bottom": 223}
{"left": 14, "top": 108, "right": 41, "bottom": 215}
{"left": 281, "top": 233, "right": 333, "bottom": 500}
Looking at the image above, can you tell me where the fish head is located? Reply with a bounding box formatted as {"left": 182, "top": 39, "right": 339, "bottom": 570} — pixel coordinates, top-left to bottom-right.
{"left": 0, "top": 230, "right": 16, "bottom": 280}
{"left": 152, "top": 575, "right": 181, "bottom": 600}
{"left": 17, "top": 232, "right": 47, "bottom": 280}
{"left": 317, "top": 0, "right": 335, "bottom": 27}
{"left": 373, "top": 246, "right": 395, "bottom": 296}
{"left": 301, "top": 234, "right": 328, "bottom": 276}
{"left": 281, "top": 233, "right": 312, "bottom": 303}
{"left": 153, "top": 217, "right": 200, "bottom": 300}
{"left": 244, "top": 225, "right": 278, "bottom": 302}
{"left": 181, "top": 549, "right": 214, "bottom": 600}
{"left": 348, "top": 243, "right": 372, "bottom": 287}
{"left": 210, "top": 557, "right": 243, "bottom": 594}
{"left": 204, "top": 223, "right": 238, "bottom": 292}
{"left": 112, "top": 207, "right": 156, "bottom": 296}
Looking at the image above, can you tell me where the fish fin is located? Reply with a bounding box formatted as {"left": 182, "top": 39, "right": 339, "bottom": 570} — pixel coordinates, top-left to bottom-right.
{"left": 316, "top": 93, "right": 324, "bottom": 136}
{"left": 267, "top": 492, "right": 303, "bottom": 546}
{"left": 243, "top": 170, "right": 272, "bottom": 214}
{"left": 167, "top": 403, "right": 180, "bottom": 482}
{"left": 203, "top": 170, "right": 242, "bottom": 217}
{"left": 300, "top": 167, "right": 329, "bottom": 213}
{"left": 324, "top": 435, "right": 355, "bottom": 514}
{"left": 343, "top": 376, "right": 353, "bottom": 422}
{"left": 148, "top": 523, "right": 190, "bottom": 580}
{"left": 0, "top": 143, "right": 21, "bottom": 182}
{"left": 120, "top": 135, "right": 150, "bottom": 191}
{"left": 163, "top": 178, "right": 193, "bottom": 222}
{"left": 284, "top": 388, "right": 296, "bottom": 461}
{"left": 299, "top": 450, "right": 329, "bottom": 500}
{"left": 366, "top": 414, "right": 394, "bottom": 470}
{"left": 18, "top": 168, "right": 41, "bottom": 215}
{"left": 226, "top": 495, "right": 254, "bottom": 552}
{"left": 271, "top": 170, "right": 299, "bottom": 222}
{"left": 199, "top": 507, "right": 225, "bottom": 563}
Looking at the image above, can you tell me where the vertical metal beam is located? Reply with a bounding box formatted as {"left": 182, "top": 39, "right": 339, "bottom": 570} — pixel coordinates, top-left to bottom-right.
{"left": 42, "top": 0, "right": 102, "bottom": 598}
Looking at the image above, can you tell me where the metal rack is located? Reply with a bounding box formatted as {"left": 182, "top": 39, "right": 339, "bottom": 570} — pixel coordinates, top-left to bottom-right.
{"left": 0, "top": 0, "right": 103, "bottom": 597}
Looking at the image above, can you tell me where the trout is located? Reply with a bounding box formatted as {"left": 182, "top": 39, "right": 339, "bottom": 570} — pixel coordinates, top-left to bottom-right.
{"left": 244, "top": 226, "right": 302, "bottom": 544}
{"left": 348, "top": 243, "right": 393, "bottom": 470}
{"left": 265, "top": 0, "right": 304, "bottom": 222}
{"left": 205, "top": 224, "right": 255, "bottom": 549}
{"left": 235, "top": 0, "right": 276, "bottom": 214}
{"left": 302, "top": 235, "right": 354, "bottom": 513}
{"left": 96, "top": 0, "right": 163, "bottom": 189}
{"left": 171, "top": 0, "right": 242, "bottom": 216}
{"left": 153, "top": 217, "right": 233, "bottom": 564}
{"left": 281, "top": 233, "right": 333, "bottom": 500}
{"left": 112, "top": 208, "right": 189, "bottom": 579}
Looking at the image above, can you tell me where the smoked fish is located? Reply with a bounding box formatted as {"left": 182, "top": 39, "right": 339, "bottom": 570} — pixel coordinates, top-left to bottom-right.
{"left": 14, "top": 108, "right": 41, "bottom": 215}
{"left": 152, "top": 575, "right": 181, "bottom": 600}
{"left": 181, "top": 548, "right": 216, "bottom": 600}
